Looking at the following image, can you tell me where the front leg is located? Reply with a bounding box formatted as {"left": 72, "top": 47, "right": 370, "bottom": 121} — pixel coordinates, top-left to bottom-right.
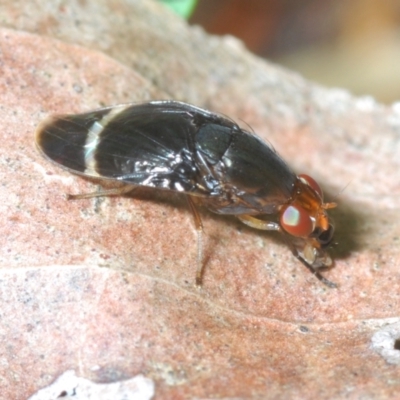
{"left": 237, "top": 214, "right": 336, "bottom": 288}
{"left": 237, "top": 214, "right": 281, "bottom": 231}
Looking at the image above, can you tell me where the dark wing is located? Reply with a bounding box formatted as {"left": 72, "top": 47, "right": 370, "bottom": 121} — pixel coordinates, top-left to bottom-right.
{"left": 195, "top": 123, "right": 297, "bottom": 215}
{"left": 36, "top": 100, "right": 297, "bottom": 215}
{"left": 35, "top": 102, "right": 217, "bottom": 195}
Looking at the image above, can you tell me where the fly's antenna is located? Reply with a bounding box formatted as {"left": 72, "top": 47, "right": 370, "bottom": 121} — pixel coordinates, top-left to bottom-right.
{"left": 330, "top": 179, "right": 352, "bottom": 203}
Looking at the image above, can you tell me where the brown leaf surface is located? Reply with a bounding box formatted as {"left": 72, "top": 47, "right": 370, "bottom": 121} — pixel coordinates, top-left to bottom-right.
{"left": 0, "top": 1, "right": 400, "bottom": 399}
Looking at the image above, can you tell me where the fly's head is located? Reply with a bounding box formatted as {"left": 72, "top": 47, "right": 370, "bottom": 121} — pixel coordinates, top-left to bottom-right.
{"left": 278, "top": 174, "right": 336, "bottom": 270}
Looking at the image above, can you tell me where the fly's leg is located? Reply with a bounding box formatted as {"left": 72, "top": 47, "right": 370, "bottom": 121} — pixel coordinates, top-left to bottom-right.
{"left": 69, "top": 187, "right": 206, "bottom": 286}
{"left": 281, "top": 236, "right": 337, "bottom": 288}
{"left": 238, "top": 215, "right": 281, "bottom": 231}
{"left": 67, "top": 185, "right": 135, "bottom": 200}
{"left": 295, "top": 254, "right": 337, "bottom": 288}
{"left": 186, "top": 196, "right": 204, "bottom": 286}
{"left": 238, "top": 215, "right": 337, "bottom": 288}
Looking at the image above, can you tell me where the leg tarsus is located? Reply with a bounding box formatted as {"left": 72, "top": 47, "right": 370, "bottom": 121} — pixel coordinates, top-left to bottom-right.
{"left": 67, "top": 185, "right": 136, "bottom": 200}
{"left": 195, "top": 229, "right": 203, "bottom": 287}
{"left": 239, "top": 215, "right": 337, "bottom": 288}
{"left": 186, "top": 196, "right": 204, "bottom": 287}
{"left": 281, "top": 235, "right": 337, "bottom": 288}
{"left": 294, "top": 252, "right": 338, "bottom": 288}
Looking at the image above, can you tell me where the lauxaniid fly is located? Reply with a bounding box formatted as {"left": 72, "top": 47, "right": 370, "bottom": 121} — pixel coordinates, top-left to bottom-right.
{"left": 35, "top": 101, "right": 337, "bottom": 287}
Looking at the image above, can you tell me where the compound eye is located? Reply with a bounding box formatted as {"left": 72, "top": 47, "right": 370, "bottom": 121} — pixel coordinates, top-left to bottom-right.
{"left": 280, "top": 204, "right": 314, "bottom": 237}
{"left": 299, "top": 174, "right": 323, "bottom": 198}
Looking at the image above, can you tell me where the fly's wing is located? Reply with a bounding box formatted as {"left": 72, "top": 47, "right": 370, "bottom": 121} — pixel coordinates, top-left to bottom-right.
{"left": 194, "top": 121, "right": 297, "bottom": 215}
{"left": 36, "top": 102, "right": 214, "bottom": 194}
{"left": 36, "top": 101, "right": 297, "bottom": 215}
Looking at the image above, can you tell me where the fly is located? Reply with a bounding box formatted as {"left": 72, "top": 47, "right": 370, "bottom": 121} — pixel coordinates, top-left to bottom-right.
{"left": 35, "top": 100, "right": 337, "bottom": 287}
